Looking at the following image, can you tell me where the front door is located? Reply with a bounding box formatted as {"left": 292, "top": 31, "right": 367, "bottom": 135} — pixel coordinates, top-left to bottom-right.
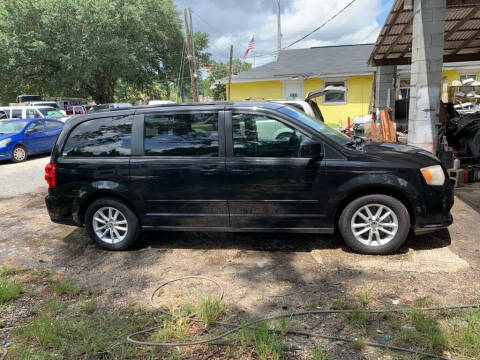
{"left": 225, "top": 110, "right": 330, "bottom": 230}
{"left": 23, "top": 120, "right": 47, "bottom": 153}
{"left": 130, "top": 108, "right": 228, "bottom": 229}
{"left": 283, "top": 80, "right": 303, "bottom": 100}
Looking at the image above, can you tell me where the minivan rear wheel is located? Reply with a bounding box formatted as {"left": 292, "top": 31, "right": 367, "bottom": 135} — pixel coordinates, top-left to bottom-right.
{"left": 85, "top": 198, "right": 139, "bottom": 250}
{"left": 338, "top": 194, "right": 410, "bottom": 255}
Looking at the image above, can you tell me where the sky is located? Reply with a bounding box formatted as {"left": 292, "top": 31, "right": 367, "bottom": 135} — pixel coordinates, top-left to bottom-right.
{"left": 174, "top": 0, "right": 394, "bottom": 67}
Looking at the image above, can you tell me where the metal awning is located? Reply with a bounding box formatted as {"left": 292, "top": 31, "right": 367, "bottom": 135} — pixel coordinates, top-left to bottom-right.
{"left": 368, "top": 0, "right": 480, "bottom": 66}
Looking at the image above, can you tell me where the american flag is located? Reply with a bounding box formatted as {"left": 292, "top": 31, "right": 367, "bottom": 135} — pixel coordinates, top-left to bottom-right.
{"left": 242, "top": 36, "right": 255, "bottom": 59}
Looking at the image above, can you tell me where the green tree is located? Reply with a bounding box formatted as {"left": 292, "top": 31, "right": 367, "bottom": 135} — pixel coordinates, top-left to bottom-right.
{"left": 0, "top": 0, "right": 208, "bottom": 105}
{"left": 202, "top": 60, "right": 252, "bottom": 100}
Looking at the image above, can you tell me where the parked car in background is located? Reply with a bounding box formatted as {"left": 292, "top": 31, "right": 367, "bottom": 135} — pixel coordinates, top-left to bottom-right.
{"left": 272, "top": 86, "right": 346, "bottom": 122}
{"left": 66, "top": 105, "right": 87, "bottom": 116}
{"left": 0, "top": 110, "right": 8, "bottom": 120}
{"left": 0, "top": 118, "right": 64, "bottom": 162}
{"left": 45, "top": 102, "right": 453, "bottom": 254}
{"left": 0, "top": 106, "right": 67, "bottom": 122}
{"left": 88, "top": 103, "right": 132, "bottom": 113}
{"left": 15, "top": 94, "right": 42, "bottom": 103}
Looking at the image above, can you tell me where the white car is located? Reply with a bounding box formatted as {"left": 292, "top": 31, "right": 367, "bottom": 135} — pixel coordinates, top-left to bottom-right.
{"left": 273, "top": 86, "right": 346, "bottom": 122}
{"left": 0, "top": 106, "right": 68, "bottom": 122}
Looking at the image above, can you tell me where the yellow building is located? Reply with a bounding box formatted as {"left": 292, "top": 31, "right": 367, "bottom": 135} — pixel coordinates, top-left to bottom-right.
{"left": 227, "top": 44, "right": 480, "bottom": 128}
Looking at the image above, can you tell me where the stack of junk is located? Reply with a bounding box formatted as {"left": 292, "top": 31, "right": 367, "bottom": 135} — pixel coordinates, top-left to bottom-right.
{"left": 351, "top": 104, "right": 480, "bottom": 188}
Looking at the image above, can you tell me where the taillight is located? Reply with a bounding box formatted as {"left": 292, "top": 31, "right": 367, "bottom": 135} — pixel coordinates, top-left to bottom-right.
{"left": 45, "top": 163, "right": 56, "bottom": 188}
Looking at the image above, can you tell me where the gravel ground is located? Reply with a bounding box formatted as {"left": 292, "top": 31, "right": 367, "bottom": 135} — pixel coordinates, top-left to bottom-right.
{"left": 0, "top": 155, "right": 50, "bottom": 197}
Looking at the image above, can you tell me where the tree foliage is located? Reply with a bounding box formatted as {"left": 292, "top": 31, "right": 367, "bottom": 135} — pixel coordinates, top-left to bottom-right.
{"left": 0, "top": 0, "right": 208, "bottom": 104}
{"left": 201, "top": 60, "right": 252, "bottom": 100}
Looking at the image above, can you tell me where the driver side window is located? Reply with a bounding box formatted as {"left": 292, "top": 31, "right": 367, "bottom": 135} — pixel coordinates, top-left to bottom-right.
{"left": 232, "top": 113, "right": 312, "bottom": 157}
{"left": 26, "top": 120, "right": 44, "bottom": 133}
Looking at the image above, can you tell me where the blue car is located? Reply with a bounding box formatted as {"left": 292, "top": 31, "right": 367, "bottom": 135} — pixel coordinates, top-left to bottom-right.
{"left": 0, "top": 118, "right": 64, "bottom": 162}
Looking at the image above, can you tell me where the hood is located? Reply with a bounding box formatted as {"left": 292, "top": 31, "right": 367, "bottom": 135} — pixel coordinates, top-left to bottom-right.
{"left": 305, "top": 85, "right": 346, "bottom": 102}
{"left": 0, "top": 133, "right": 16, "bottom": 141}
{"left": 362, "top": 142, "right": 440, "bottom": 165}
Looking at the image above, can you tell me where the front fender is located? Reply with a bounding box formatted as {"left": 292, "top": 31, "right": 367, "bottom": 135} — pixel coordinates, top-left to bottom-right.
{"left": 326, "top": 171, "right": 425, "bottom": 222}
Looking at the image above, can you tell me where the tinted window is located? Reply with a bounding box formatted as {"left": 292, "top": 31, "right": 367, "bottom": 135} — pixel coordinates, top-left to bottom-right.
{"left": 11, "top": 109, "right": 22, "bottom": 118}
{"left": 144, "top": 112, "right": 218, "bottom": 156}
{"left": 0, "top": 111, "right": 8, "bottom": 120}
{"left": 63, "top": 116, "right": 132, "bottom": 156}
{"left": 232, "top": 113, "right": 311, "bottom": 158}
{"left": 26, "top": 120, "right": 45, "bottom": 133}
{"left": 45, "top": 120, "right": 63, "bottom": 130}
{"left": 26, "top": 109, "right": 37, "bottom": 119}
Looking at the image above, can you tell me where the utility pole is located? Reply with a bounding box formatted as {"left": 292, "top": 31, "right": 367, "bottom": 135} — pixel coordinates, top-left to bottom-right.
{"left": 277, "top": 0, "right": 282, "bottom": 53}
{"left": 227, "top": 45, "right": 233, "bottom": 101}
{"left": 184, "top": 9, "right": 198, "bottom": 102}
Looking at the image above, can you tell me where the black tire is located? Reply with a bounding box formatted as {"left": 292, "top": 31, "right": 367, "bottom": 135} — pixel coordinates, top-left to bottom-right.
{"left": 85, "top": 197, "right": 140, "bottom": 250}
{"left": 338, "top": 194, "right": 410, "bottom": 255}
{"left": 11, "top": 145, "right": 27, "bottom": 163}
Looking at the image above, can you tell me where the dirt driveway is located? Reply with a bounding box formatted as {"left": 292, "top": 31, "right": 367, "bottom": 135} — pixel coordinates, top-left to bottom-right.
{"left": 1, "top": 190, "right": 480, "bottom": 359}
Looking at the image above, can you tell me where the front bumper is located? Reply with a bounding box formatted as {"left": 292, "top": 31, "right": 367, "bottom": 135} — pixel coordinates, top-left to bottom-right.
{"left": 413, "top": 180, "right": 454, "bottom": 234}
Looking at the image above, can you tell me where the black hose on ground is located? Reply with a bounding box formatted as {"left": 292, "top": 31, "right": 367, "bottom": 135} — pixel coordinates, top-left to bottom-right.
{"left": 127, "top": 276, "right": 479, "bottom": 360}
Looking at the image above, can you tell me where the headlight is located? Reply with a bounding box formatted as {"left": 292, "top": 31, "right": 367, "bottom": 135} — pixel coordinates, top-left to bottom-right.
{"left": 0, "top": 138, "right": 11, "bottom": 148}
{"left": 420, "top": 165, "right": 445, "bottom": 186}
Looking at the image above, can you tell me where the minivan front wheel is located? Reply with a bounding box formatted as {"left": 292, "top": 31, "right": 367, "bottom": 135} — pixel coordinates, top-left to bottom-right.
{"left": 338, "top": 194, "right": 410, "bottom": 254}
{"left": 85, "top": 198, "right": 139, "bottom": 250}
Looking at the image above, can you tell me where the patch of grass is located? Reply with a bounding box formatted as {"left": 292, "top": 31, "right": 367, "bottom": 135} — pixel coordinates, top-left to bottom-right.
{"left": 346, "top": 308, "right": 368, "bottom": 333}
{"left": 47, "top": 298, "right": 67, "bottom": 315}
{"left": 197, "top": 297, "right": 225, "bottom": 326}
{"left": 16, "top": 307, "right": 156, "bottom": 359}
{"left": 312, "top": 342, "right": 329, "bottom": 360}
{"left": 155, "top": 317, "right": 190, "bottom": 343}
{"left": 400, "top": 309, "right": 448, "bottom": 354}
{"left": 446, "top": 309, "right": 480, "bottom": 358}
{"left": 331, "top": 298, "right": 356, "bottom": 310}
{"left": 0, "top": 275, "right": 23, "bottom": 305}
{"left": 352, "top": 338, "right": 366, "bottom": 350}
{"left": 357, "top": 290, "right": 372, "bottom": 308}
{"left": 0, "top": 265, "right": 18, "bottom": 277}
{"left": 52, "top": 279, "right": 81, "bottom": 297}
{"left": 238, "top": 320, "right": 284, "bottom": 360}
{"left": 413, "top": 296, "right": 435, "bottom": 308}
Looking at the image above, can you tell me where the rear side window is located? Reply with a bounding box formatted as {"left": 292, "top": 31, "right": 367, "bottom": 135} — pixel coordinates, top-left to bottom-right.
{"left": 11, "top": 109, "right": 22, "bottom": 118}
{"left": 63, "top": 116, "right": 132, "bottom": 156}
{"left": 45, "top": 120, "right": 63, "bottom": 129}
{"left": 144, "top": 112, "right": 218, "bottom": 156}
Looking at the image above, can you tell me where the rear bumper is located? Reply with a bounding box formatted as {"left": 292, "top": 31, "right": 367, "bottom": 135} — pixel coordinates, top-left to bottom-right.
{"left": 45, "top": 193, "right": 78, "bottom": 226}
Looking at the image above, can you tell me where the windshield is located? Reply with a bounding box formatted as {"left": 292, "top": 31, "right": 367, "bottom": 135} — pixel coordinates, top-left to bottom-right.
{"left": 38, "top": 108, "right": 64, "bottom": 119}
{"left": 0, "top": 120, "right": 27, "bottom": 134}
{"left": 277, "top": 105, "right": 351, "bottom": 146}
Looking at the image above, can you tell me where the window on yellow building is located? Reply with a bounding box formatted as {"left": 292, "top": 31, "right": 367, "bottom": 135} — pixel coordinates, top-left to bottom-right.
{"left": 324, "top": 81, "right": 346, "bottom": 104}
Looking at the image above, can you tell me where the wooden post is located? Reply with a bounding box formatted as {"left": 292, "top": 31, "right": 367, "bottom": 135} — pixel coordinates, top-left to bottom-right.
{"left": 227, "top": 45, "right": 233, "bottom": 101}
{"left": 371, "top": 112, "right": 376, "bottom": 140}
{"left": 347, "top": 117, "right": 351, "bottom": 136}
{"left": 184, "top": 9, "right": 198, "bottom": 102}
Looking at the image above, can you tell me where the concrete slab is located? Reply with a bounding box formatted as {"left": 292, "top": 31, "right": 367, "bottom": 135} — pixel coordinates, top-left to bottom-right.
{"left": 455, "top": 182, "right": 480, "bottom": 214}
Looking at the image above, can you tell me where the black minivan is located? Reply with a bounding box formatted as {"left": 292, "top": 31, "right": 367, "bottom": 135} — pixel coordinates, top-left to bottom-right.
{"left": 45, "top": 102, "right": 453, "bottom": 254}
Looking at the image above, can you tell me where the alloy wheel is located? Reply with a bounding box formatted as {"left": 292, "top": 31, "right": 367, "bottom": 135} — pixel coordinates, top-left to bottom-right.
{"left": 92, "top": 207, "right": 128, "bottom": 244}
{"left": 13, "top": 147, "right": 26, "bottom": 162}
{"left": 350, "top": 203, "right": 399, "bottom": 246}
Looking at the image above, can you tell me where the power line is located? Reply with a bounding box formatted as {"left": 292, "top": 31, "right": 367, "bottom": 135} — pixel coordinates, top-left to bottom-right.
{"left": 251, "top": 0, "right": 359, "bottom": 59}
{"left": 284, "top": 0, "right": 358, "bottom": 49}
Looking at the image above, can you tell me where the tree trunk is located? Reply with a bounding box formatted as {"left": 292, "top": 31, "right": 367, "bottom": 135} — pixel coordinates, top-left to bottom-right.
{"left": 91, "top": 72, "right": 116, "bottom": 104}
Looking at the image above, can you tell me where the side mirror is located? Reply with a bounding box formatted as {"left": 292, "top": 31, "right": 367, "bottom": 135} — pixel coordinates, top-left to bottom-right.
{"left": 300, "top": 139, "right": 323, "bottom": 159}
{"left": 25, "top": 128, "right": 35, "bottom": 135}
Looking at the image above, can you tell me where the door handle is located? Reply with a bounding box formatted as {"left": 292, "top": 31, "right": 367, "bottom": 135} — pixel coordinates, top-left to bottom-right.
{"left": 231, "top": 168, "right": 253, "bottom": 176}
